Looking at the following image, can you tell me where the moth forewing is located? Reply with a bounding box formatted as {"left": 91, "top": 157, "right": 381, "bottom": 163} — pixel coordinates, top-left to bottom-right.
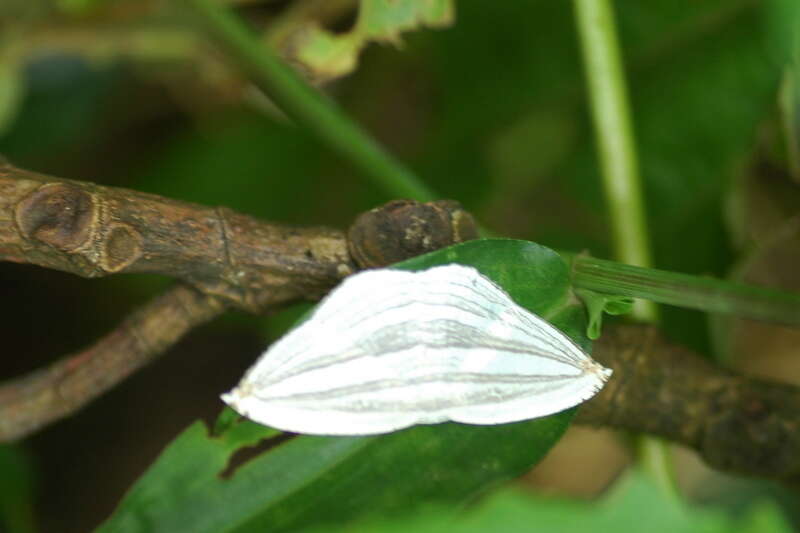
{"left": 222, "top": 264, "right": 611, "bottom": 436}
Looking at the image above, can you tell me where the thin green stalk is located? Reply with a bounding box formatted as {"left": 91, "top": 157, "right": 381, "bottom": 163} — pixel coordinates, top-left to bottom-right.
{"left": 568, "top": 255, "right": 800, "bottom": 325}
{"left": 573, "top": 0, "right": 656, "bottom": 322}
{"left": 181, "top": 0, "right": 435, "bottom": 201}
{"left": 780, "top": 71, "right": 800, "bottom": 182}
{"left": 573, "top": 0, "right": 673, "bottom": 498}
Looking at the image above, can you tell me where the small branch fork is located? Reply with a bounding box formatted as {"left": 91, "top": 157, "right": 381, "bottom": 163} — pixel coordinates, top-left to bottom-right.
{"left": 1, "top": 161, "right": 800, "bottom": 483}
{"left": 0, "top": 160, "right": 475, "bottom": 440}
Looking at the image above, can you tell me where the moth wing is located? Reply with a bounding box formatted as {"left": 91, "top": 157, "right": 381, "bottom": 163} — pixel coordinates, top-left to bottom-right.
{"left": 222, "top": 264, "right": 612, "bottom": 436}
{"left": 221, "top": 392, "right": 428, "bottom": 435}
{"left": 444, "top": 372, "right": 607, "bottom": 425}
{"left": 236, "top": 268, "right": 424, "bottom": 386}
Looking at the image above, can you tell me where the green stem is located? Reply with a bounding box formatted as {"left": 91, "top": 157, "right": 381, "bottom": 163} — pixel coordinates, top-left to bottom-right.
{"left": 570, "top": 255, "right": 800, "bottom": 325}
{"left": 573, "top": 0, "right": 656, "bottom": 322}
{"left": 780, "top": 70, "right": 800, "bottom": 182}
{"left": 181, "top": 0, "right": 436, "bottom": 201}
{"left": 573, "top": 0, "right": 672, "bottom": 498}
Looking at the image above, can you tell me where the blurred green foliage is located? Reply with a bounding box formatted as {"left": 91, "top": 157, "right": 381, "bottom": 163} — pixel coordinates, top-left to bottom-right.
{"left": 271, "top": 0, "right": 454, "bottom": 82}
{"left": 0, "top": 445, "right": 36, "bottom": 533}
{"left": 307, "top": 474, "right": 790, "bottom": 533}
{"left": 134, "top": 111, "right": 324, "bottom": 222}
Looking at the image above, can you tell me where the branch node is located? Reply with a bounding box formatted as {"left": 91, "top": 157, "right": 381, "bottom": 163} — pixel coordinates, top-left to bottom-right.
{"left": 15, "top": 183, "right": 97, "bottom": 252}
{"left": 99, "top": 223, "right": 144, "bottom": 273}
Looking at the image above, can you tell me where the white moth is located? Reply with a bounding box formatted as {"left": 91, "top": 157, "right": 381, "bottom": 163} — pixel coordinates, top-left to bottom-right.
{"left": 222, "top": 264, "right": 611, "bottom": 436}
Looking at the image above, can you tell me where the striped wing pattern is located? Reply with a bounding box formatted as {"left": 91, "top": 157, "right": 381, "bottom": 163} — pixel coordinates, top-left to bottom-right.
{"left": 222, "top": 264, "right": 611, "bottom": 435}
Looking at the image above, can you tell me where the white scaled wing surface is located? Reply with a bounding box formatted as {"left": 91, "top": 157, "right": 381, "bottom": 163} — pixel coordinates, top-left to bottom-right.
{"left": 221, "top": 264, "right": 611, "bottom": 435}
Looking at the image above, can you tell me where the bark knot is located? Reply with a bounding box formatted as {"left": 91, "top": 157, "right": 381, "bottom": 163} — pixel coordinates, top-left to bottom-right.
{"left": 15, "top": 183, "right": 97, "bottom": 252}
{"left": 99, "top": 223, "right": 143, "bottom": 273}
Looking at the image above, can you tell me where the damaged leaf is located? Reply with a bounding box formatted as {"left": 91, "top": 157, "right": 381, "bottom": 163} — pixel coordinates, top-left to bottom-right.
{"left": 269, "top": 0, "right": 454, "bottom": 82}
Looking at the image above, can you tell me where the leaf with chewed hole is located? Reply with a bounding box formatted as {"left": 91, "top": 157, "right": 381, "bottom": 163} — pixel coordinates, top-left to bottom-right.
{"left": 269, "top": 0, "right": 454, "bottom": 83}
{"left": 97, "top": 239, "right": 590, "bottom": 533}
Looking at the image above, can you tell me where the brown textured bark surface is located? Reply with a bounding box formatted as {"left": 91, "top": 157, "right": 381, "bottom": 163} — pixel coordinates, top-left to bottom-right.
{"left": 1, "top": 162, "right": 354, "bottom": 312}
{"left": 579, "top": 324, "right": 800, "bottom": 481}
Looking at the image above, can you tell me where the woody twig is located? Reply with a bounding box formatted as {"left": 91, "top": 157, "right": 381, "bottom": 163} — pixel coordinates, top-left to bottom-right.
{"left": 582, "top": 324, "right": 800, "bottom": 483}
{"left": 0, "top": 160, "right": 476, "bottom": 441}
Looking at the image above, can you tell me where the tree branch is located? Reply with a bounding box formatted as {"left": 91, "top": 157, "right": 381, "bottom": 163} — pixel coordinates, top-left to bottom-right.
{"left": 580, "top": 324, "right": 800, "bottom": 482}
{"left": 0, "top": 161, "right": 478, "bottom": 441}
{"left": 0, "top": 284, "right": 225, "bottom": 441}
{"left": 0, "top": 161, "right": 353, "bottom": 312}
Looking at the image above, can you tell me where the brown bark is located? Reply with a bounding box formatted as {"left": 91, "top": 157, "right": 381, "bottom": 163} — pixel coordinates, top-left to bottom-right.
{"left": 1, "top": 161, "right": 354, "bottom": 312}
{"left": 581, "top": 324, "right": 800, "bottom": 482}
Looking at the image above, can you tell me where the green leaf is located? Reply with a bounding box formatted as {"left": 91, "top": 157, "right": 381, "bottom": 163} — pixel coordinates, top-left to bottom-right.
{"left": 302, "top": 473, "right": 792, "bottom": 533}
{"left": 271, "top": 0, "right": 454, "bottom": 82}
{"left": 97, "top": 239, "right": 590, "bottom": 533}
